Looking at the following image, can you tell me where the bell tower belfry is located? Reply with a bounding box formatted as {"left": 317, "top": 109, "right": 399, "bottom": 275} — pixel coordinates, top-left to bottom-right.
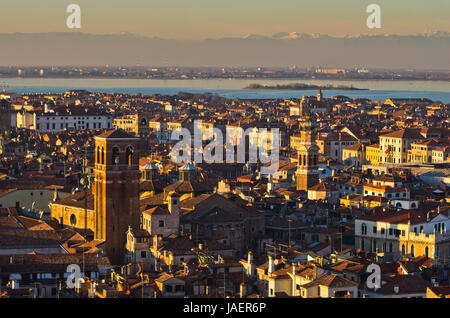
{"left": 94, "top": 129, "right": 141, "bottom": 264}
{"left": 295, "top": 105, "right": 320, "bottom": 191}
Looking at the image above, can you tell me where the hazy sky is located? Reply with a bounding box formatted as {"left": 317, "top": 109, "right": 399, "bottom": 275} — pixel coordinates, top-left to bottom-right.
{"left": 1, "top": 0, "right": 449, "bottom": 39}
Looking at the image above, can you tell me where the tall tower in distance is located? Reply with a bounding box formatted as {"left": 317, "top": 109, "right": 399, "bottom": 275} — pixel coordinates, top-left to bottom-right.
{"left": 94, "top": 129, "right": 141, "bottom": 265}
{"left": 317, "top": 89, "right": 323, "bottom": 102}
{"left": 295, "top": 105, "right": 320, "bottom": 192}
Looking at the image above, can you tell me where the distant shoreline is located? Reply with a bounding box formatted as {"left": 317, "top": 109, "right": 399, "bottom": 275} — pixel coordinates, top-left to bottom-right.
{"left": 0, "top": 75, "right": 449, "bottom": 83}
{"left": 243, "top": 83, "right": 369, "bottom": 90}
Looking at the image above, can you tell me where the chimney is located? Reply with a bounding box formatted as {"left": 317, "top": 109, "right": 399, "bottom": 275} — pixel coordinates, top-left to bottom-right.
{"left": 240, "top": 283, "right": 247, "bottom": 298}
{"left": 292, "top": 263, "right": 297, "bottom": 275}
{"left": 267, "top": 180, "right": 273, "bottom": 194}
{"left": 11, "top": 279, "right": 19, "bottom": 290}
{"left": 268, "top": 256, "right": 275, "bottom": 275}
{"left": 248, "top": 251, "right": 253, "bottom": 264}
{"left": 153, "top": 235, "right": 161, "bottom": 249}
{"left": 167, "top": 191, "right": 180, "bottom": 216}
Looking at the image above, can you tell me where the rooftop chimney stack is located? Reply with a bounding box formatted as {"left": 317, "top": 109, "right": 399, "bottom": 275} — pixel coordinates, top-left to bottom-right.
{"left": 11, "top": 279, "right": 19, "bottom": 290}
{"left": 167, "top": 191, "right": 180, "bottom": 216}
{"left": 153, "top": 235, "right": 161, "bottom": 249}
{"left": 248, "top": 251, "right": 253, "bottom": 264}
{"left": 268, "top": 256, "right": 275, "bottom": 275}
{"left": 240, "top": 283, "right": 247, "bottom": 298}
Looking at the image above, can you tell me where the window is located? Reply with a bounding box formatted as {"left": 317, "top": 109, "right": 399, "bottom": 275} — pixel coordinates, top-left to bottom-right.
{"left": 70, "top": 214, "right": 77, "bottom": 226}
{"left": 158, "top": 220, "right": 164, "bottom": 227}
{"left": 361, "top": 223, "right": 367, "bottom": 235}
{"left": 126, "top": 146, "right": 133, "bottom": 166}
{"left": 373, "top": 226, "right": 377, "bottom": 234}
{"left": 175, "top": 285, "right": 184, "bottom": 292}
{"left": 164, "top": 285, "right": 173, "bottom": 293}
{"left": 101, "top": 147, "right": 105, "bottom": 165}
{"left": 141, "top": 251, "right": 147, "bottom": 258}
{"left": 112, "top": 147, "right": 120, "bottom": 165}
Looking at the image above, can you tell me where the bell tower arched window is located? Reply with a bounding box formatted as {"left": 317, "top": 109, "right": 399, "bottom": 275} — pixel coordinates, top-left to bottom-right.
{"left": 112, "top": 147, "right": 120, "bottom": 165}
{"left": 126, "top": 146, "right": 133, "bottom": 166}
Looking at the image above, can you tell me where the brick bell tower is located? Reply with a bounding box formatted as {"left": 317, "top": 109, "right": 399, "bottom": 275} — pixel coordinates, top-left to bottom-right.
{"left": 94, "top": 129, "right": 141, "bottom": 265}
{"left": 295, "top": 106, "right": 320, "bottom": 192}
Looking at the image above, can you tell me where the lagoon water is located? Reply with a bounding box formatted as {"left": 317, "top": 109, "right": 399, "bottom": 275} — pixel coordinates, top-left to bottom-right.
{"left": 2, "top": 77, "right": 450, "bottom": 103}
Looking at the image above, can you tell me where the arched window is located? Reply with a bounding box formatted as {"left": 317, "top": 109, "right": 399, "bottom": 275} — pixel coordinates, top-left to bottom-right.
{"left": 411, "top": 202, "right": 416, "bottom": 209}
{"left": 126, "top": 146, "right": 133, "bottom": 166}
{"left": 425, "top": 246, "right": 429, "bottom": 258}
{"left": 112, "top": 147, "right": 120, "bottom": 165}
{"left": 401, "top": 244, "right": 406, "bottom": 257}
{"left": 360, "top": 239, "right": 365, "bottom": 251}
{"left": 410, "top": 245, "right": 415, "bottom": 258}
{"left": 389, "top": 242, "right": 393, "bottom": 253}
{"left": 361, "top": 223, "right": 367, "bottom": 235}
{"left": 70, "top": 214, "right": 77, "bottom": 226}
{"left": 101, "top": 146, "right": 105, "bottom": 165}
{"left": 96, "top": 146, "right": 100, "bottom": 164}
